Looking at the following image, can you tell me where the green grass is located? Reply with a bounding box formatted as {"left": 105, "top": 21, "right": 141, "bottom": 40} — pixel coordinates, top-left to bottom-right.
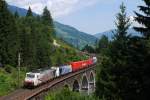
{"left": 0, "top": 66, "right": 27, "bottom": 96}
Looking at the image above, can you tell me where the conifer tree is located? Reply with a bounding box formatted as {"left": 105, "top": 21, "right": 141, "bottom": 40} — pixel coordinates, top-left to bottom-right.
{"left": 42, "top": 6, "right": 55, "bottom": 37}
{"left": 96, "top": 3, "right": 131, "bottom": 100}
{"left": 21, "top": 17, "right": 37, "bottom": 68}
{"left": 114, "top": 3, "right": 130, "bottom": 40}
{"left": 42, "top": 7, "right": 53, "bottom": 26}
{"left": 96, "top": 35, "right": 109, "bottom": 54}
{"left": 0, "top": 0, "right": 19, "bottom": 66}
{"left": 82, "top": 45, "right": 95, "bottom": 53}
{"left": 14, "top": 10, "right": 19, "bottom": 18}
{"left": 26, "top": 6, "right": 33, "bottom": 17}
{"left": 134, "top": 0, "right": 150, "bottom": 99}
{"left": 134, "top": 0, "right": 150, "bottom": 39}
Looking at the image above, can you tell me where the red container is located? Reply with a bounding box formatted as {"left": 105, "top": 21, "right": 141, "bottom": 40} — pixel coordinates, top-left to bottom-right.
{"left": 87, "top": 58, "right": 93, "bottom": 66}
{"left": 70, "top": 61, "right": 83, "bottom": 72}
{"left": 70, "top": 58, "right": 93, "bottom": 72}
{"left": 82, "top": 60, "right": 88, "bottom": 68}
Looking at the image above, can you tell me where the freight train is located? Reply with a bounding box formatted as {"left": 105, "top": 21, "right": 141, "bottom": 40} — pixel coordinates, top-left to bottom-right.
{"left": 24, "top": 57, "right": 97, "bottom": 87}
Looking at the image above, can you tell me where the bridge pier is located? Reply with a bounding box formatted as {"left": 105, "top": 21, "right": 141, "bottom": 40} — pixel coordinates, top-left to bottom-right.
{"left": 88, "top": 82, "right": 95, "bottom": 94}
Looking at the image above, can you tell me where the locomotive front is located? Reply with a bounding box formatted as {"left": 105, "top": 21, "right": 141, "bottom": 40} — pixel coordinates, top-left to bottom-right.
{"left": 24, "top": 72, "right": 40, "bottom": 87}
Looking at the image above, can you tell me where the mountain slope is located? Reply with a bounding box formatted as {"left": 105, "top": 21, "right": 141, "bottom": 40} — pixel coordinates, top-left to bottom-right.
{"left": 54, "top": 22, "right": 97, "bottom": 49}
{"left": 94, "top": 28, "right": 141, "bottom": 40}
{"left": 8, "top": 5, "right": 97, "bottom": 49}
{"left": 8, "top": 5, "right": 37, "bottom": 16}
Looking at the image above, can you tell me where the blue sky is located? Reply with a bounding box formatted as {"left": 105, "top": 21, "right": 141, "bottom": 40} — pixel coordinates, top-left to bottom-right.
{"left": 7, "top": 0, "right": 143, "bottom": 34}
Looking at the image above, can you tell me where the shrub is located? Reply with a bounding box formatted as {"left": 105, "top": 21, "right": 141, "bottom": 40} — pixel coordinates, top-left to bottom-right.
{"left": 4, "top": 65, "right": 13, "bottom": 73}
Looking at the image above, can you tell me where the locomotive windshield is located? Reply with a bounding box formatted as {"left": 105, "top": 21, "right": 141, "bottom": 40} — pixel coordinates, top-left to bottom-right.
{"left": 26, "top": 74, "right": 35, "bottom": 78}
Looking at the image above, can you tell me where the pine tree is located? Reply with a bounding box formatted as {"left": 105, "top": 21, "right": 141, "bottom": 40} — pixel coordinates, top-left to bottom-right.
{"left": 96, "top": 3, "right": 131, "bottom": 100}
{"left": 96, "top": 35, "right": 109, "bottom": 54}
{"left": 42, "top": 7, "right": 53, "bottom": 26}
{"left": 109, "top": 3, "right": 131, "bottom": 99}
{"left": 0, "top": 0, "right": 19, "bottom": 66}
{"left": 21, "top": 17, "right": 38, "bottom": 68}
{"left": 42, "top": 6, "right": 55, "bottom": 37}
{"left": 14, "top": 10, "right": 19, "bottom": 18}
{"left": 82, "top": 45, "right": 95, "bottom": 53}
{"left": 26, "top": 6, "right": 33, "bottom": 17}
{"left": 114, "top": 3, "right": 130, "bottom": 40}
{"left": 134, "top": 0, "right": 150, "bottom": 99}
{"left": 134, "top": 0, "right": 150, "bottom": 39}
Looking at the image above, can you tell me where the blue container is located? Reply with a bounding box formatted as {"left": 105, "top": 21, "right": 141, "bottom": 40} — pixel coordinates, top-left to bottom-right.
{"left": 59, "top": 65, "right": 72, "bottom": 75}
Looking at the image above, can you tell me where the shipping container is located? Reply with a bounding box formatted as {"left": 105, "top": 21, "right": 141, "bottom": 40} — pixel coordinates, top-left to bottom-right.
{"left": 70, "top": 58, "right": 94, "bottom": 72}
{"left": 51, "top": 67, "right": 60, "bottom": 77}
{"left": 70, "top": 61, "right": 83, "bottom": 72}
{"left": 59, "top": 65, "right": 72, "bottom": 75}
{"left": 87, "top": 58, "right": 93, "bottom": 66}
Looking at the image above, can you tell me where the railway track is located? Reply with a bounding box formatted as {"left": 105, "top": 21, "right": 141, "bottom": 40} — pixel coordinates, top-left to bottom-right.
{"left": 0, "top": 65, "right": 95, "bottom": 100}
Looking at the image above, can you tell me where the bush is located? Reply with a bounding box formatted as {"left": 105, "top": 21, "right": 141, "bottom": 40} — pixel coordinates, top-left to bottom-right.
{"left": 46, "top": 88, "right": 97, "bottom": 100}
{"left": 4, "top": 65, "right": 14, "bottom": 73}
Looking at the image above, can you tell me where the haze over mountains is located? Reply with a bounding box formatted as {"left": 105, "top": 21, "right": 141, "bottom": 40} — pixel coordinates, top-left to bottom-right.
{"left": 94, "top": 28, "right": 141, "bottom": 40}
{"left": 8, "top": 5, "right": 97, "bottom": 49}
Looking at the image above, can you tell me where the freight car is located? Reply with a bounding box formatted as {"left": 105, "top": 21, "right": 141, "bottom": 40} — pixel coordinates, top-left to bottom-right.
{"left": 70, "top": 58, "right": 93, "bottom": 72}
{"left": 51, "top": 65, "right": 72, "bottom": 76}
{"left": 59, "top": 65, "right": 72, "bottom": 75}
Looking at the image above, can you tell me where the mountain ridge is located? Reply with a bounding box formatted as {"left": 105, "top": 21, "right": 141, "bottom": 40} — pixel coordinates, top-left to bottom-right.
{"left": 94, "top": 28, "right": 141, "bottom": 40}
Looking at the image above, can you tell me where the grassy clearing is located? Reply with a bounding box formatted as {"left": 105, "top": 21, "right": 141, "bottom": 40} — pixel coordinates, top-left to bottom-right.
{"left": 0, "top": 66, "right": 27, "bottom": 96}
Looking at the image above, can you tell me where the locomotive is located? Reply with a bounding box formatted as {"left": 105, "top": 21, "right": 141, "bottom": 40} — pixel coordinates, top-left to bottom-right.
{"left": 24, "top": 57, "right": 97, "bottom": 87}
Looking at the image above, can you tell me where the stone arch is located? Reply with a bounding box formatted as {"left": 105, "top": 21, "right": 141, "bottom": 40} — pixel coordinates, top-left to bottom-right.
{"left": 63, "top": 84, "right": 70, "bottom": 90}
{"left": 81, "top": 75, "right": 88, "bottom": 91}
{"left": 72, "top": 80, "right": 80, "bottom": 92}
{"left": 89, "top": 71, "right": 95, "bottom": 93}
{"left": 64, "top": 84, "right": 69, "bottom": 88}
{"left": 89, "top": 71, "right": 95, "bottom": 83}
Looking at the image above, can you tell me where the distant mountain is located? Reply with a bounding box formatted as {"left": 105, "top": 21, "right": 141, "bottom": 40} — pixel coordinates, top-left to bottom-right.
{"left": 8, "top": 5, "right": 97, "bottom": 49}
{"left": 54, "top": 22, "right": 97, "bottom": 49}
{"left": 8, "top": 5, "right": 37, "bottom": 16}
{"left": 94, "top": 28, "right": 141, "bottom": 40}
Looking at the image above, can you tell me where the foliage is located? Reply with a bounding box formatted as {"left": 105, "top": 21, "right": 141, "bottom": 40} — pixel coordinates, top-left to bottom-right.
{"left": 26, "top": 6, "right": 33, "bottom": 17}
{"left": 134, "top": 0, "right": 150, "bottom": 39}
{"left": 133, "top": 0, "right": 150, "bottom": 98}
{"left": 114, "top": 3, "right": 130, "bottom": 40}
{"left": 0, "top": 67, "right": 27, "bottom": 96}
{"left": 96, "top": 35, "right": 110, "bottom": 55}
{"left": 95, "top": 3, "right": 132, "bottom": 100}
{"left": 46, "top": 88, "right": 98, "bottom": 100}
{"left": 0, "top": 0, "right": 19, "bottom": 66}
{"left": 4, "top": 64, "right": 13, "bottom": 73}
{"left": 82, "top": 45, "right": 95, "bottom": 53}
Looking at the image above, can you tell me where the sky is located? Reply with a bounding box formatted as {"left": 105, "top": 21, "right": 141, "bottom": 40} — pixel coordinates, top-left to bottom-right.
{"left": 6, "top": 0, "right": 143, "bottom": 35}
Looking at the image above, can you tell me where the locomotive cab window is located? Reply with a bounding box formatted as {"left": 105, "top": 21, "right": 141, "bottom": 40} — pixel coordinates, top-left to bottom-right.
{"left": 37, "top": 75, "right": 39, "bottom": 78}
{"left": 26, "top": 74, "right": 35, "bottom": 78}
